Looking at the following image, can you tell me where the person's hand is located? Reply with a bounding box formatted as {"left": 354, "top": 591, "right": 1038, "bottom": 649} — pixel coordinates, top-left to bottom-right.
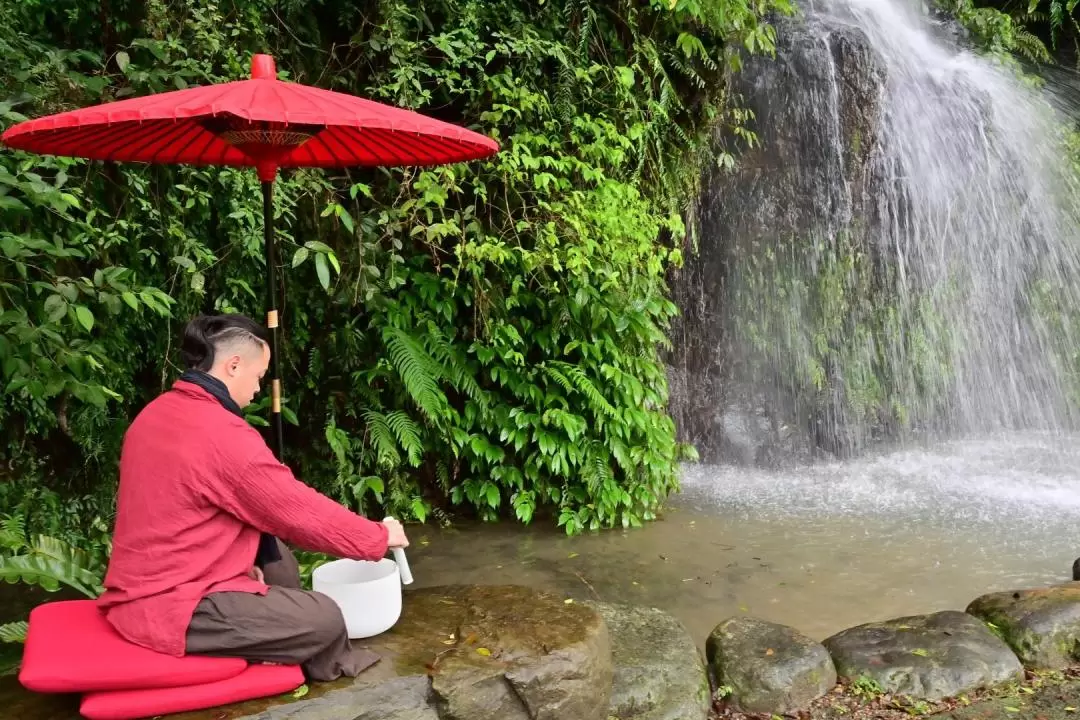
{"left": 382, "top": 517, "right": 409, "bottom": 549}
{"left": 248, "top": 566, "right": 265, "bottom": 583}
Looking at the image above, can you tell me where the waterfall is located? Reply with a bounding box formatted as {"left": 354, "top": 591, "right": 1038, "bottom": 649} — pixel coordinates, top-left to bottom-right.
{"left": 668, "top": 0, "right": 1080, "bottom": 464}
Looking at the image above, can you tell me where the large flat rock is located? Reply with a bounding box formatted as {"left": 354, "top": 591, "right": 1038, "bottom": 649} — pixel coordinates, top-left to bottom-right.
{"left": 708, "top": 616, "right": 836, "bottom": 714}
{"left": 592, "top": 602, "right": 710, "bottom": 720}
{"left": 967, "top": 582, "right": 1080, "bottom": 670}
{"left": 823, "top": 610, "right": 1023, "bottom": 701}
{"left": 2, "top": 584, "right": 612, "bottom": 720}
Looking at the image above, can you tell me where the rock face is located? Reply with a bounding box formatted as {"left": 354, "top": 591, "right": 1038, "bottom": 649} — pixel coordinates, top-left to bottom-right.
{"left": 967, "top": 582, "right": 1080, "bottom": 670}
{"left": 707, "top": 616, "right": 836, "bottom": 714}
{"left": 666, "top": 16, "right": 888, "bottom": 463}
{"left": 592, "top": 602, "right": 710, "bottom": 720}
{"left": 1, "top": 585, "right": 613, "bottom": 720}
{"left": 823, "top": 611, "right": 1023, "bottom": 701}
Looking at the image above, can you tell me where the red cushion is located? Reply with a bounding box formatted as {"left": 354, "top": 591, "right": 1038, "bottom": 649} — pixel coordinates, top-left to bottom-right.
{"left": 80, "top": 663, "right": 305, "bottom": 720}
{"left": 19, "top": 600, "right": 248, "bottom": 693}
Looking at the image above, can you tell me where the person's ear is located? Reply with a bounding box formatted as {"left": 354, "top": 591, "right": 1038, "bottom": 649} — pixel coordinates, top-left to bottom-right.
{"left": 225, "top": 354, "right": 243, "bottom": 376}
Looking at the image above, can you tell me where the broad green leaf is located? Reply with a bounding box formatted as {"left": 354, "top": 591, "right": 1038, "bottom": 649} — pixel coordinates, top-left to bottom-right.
{"left": 292, "top": 247, "right": 310, "bottom": 268}
{"left": 75, "top": 305, "right": 94, "bottom": 331}
{"left": 315, "top": 253, "right": 330, "bottom": 290}
{"left": 44, "top": 294, "right": 67, "bottom": 322}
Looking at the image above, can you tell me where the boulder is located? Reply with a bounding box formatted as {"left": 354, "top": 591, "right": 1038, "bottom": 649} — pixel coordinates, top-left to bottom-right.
{"left": 824, "top": 610, "right": 1023, "bottom": 700}
{"left": 967, "top": 582, "right": 1080, "bottom": 669}
{"left": 591, "top": 602, "right": 710, "bottom": 720}
{"left": 707, "top": 616, "right": 836, "bottom": 714}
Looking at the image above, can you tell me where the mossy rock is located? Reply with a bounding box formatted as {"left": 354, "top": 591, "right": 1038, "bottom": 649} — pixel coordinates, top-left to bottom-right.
{"left": 968, "top": 582, "right": 1080, "bottom": 670}
{"left": 823, "top": 610, "right": 1023, "bottom": 701}
{"left": 592, "top": 602, "right": 710, "bottom": 720}
{"left": 707, "top": 616, "right": 837, "bottom": 714}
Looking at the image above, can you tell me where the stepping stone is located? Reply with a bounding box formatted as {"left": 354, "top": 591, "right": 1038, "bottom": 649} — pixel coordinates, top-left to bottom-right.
{"left": 968, "top": 581, "right": 1080, "bottom": 670}
{"left": 707, "top": 616, "right": 836, "bottom": 714}
{"left": 824, "top": 610, "right": 1023, "bottom": 701}
{"left": 592, "top": 602, "right": 710, "bottom": 720}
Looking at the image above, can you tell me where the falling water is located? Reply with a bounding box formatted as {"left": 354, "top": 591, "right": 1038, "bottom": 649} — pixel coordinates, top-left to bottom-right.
{"left": 669, "top": 0, "right": 1080, "bottom": 461}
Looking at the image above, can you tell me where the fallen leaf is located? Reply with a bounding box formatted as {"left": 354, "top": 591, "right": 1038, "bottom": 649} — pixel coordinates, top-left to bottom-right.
{"left": 291, "top": 684, "right": 309, "bottom": 699}
{"left": 1005, "top": 707, "right": 1021, "bottom": 713}
{"left": 912, "top": 649, "right": 929, "bottom": 657}
{"left": 765, "top": 648, "right": 775, "bottom": 656}
{"left": 564, "top": 598, "right": 575, "bottom": 604}
{"left": 476, "top": 647, "right": 491, "bottom": 657}
{"left": 568, "top": 552, "right": 579, "bottom": 559}
{"left": 1065, "top": 707, "right": 1077, "bottom": 713}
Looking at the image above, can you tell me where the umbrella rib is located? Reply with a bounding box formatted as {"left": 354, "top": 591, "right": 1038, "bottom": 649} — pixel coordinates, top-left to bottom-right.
{"left": 369, "top": 127, "right": 442, "bottom": 165}
{"left": 317, "top": 126, "right": 373, "bottom": 165}
{"left": 109, "top": 121, "right": 189, "bottom": 162}
{"left": 94, "top": 122, "right": 164, "bottom": 159}
{"left": 36, "top": 123, "right": 123, "bottom": 155}
{"left": 383, "top": 128, "right": 446, "bottom": 164}
{"left": 329, "top": 127, "right": 392, "bottom": 166}
{"left": 184, "top": 127, "right": 229, "bottom": 166}
{"left": 300, "top": 131, "right": 348, "bottom": 166}
{"left": 151, "top": 121, "right": 204, "bottom": 163}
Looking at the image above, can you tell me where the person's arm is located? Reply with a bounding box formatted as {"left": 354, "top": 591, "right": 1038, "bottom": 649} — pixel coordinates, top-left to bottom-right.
{"left": 197, "top": 450, "right": 390, "bottom": 561}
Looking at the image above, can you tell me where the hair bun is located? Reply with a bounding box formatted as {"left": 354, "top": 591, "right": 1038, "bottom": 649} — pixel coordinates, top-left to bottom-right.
{"left": 180, "top": 315, "right": 215, "bottom": 371}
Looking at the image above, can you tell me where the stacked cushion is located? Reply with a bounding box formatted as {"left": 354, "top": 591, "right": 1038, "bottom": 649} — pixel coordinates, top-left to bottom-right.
{"left": 19, "top": 600, "right": 304, "bottom": 720}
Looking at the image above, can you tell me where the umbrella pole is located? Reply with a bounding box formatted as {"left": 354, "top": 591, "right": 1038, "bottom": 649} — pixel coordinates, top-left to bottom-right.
{"left": 262, "top": 179, "right": 285, "bottom": 459}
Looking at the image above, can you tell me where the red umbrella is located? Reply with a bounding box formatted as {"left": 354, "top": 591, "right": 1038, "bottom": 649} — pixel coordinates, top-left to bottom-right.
{"left": 2, "top": 53, "right": 499, "bottom": 457}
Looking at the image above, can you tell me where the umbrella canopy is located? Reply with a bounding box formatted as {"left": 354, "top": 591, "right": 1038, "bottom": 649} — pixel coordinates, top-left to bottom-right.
{"left": 1, "top": 54, "right": 498, "bottom": 181}
{"left": 1, "top": 53, "right": 499, "bottom": 464}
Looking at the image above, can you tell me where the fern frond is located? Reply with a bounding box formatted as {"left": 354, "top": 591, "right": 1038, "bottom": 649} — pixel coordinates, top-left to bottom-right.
{"left": 383, "top": 327, "right": 448, "bottom": 422}
{"left": 0, "top": 514, "right": 26, "bottom": 552}
{"left": 0, "top": 620, "right": 27, "bottom": 644}
{"left": 436, "top": 460, "right": 451, "bottom": 492}
{"left": 386, "top": 410, "right": 424, "bottom": 467}
{"left": 544, "top": 364, "right": 575, "bottom": 395}
{"left": 362, "top": 409, "right": 403, "bottom": 468}
{"left": 551, "top": 361, "right": 617, "bottom": 417}
{"left": 426, "top": 328, "right": 485, "bottom": 402}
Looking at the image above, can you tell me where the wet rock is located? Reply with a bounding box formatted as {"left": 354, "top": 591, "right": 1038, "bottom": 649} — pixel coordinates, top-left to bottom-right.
{"left": 2, "top": 585, "right": 612, "bottom": 720}
{"left": 427, "top": 585, "right": 612, "bottom": 720}
{"left": 592, "top": 602, "right": 710, "bottom": 720}
{"left": 967, "top": 582, "right": 1080, "bottom": 670}
{"left": 256, "top": 677, "right": 437, "bottom": 720}
{"left": 1071, "top": 557, "right": 1080, "bottom": 581}
{"left": 824, "top": 610, "right": 1023, "bottom": 700}
{"left": 707, "top": 616, "right": 836, "bottom": 714}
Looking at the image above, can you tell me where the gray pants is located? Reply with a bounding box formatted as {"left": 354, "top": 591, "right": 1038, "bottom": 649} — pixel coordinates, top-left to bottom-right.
{"left": 185, "top": 540, "right": 379, "bottom": 681}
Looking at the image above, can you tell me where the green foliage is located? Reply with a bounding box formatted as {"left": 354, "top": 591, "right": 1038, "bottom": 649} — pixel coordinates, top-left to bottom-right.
{"left": 0, "top": 513, "right": 106, "bottom": 643}
{"left": 0, "top": 0, "right": 789, "bottom": 539}
{"left": 943, "top": 0, "right": 1053, "bottom": 62}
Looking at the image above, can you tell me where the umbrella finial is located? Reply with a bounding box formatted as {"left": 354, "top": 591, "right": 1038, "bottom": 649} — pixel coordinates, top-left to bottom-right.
{"left": 251, "top": 54, "right": 277, "bottom": 80}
